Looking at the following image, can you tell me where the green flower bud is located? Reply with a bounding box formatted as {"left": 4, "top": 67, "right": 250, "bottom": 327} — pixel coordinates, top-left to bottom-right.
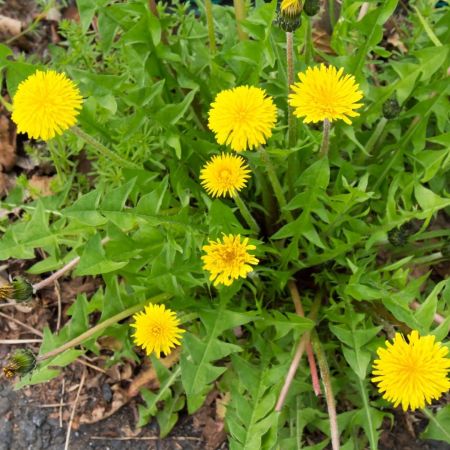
{"left": 303, "top": 0, "right": 320, "bottom": 16}
{"left": 3, "top": 349, "right": 36, "bottom": 379}
{"left": 382, "top": 96, "right": 402, "bottom": 119}
{"left": 276, "top": 10, "right": 302, "bottom": 32}
{"left": 388, "top": 227, "right": 409, "bottom": 247}
{"left": 11, "top": 277, "right": 33, "bottom": 302}
{"left": 1, "top": 277, "right": 33, "bottom": 302}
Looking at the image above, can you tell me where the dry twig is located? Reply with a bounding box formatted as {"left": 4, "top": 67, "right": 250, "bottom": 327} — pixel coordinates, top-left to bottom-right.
{"left": 64, "top": 369, "right": 86, "bottom": 450}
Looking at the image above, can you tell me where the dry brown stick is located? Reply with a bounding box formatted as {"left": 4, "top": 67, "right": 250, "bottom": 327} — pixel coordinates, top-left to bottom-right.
{"left": 77, "top": 357, "right": 106, "bottom": 374}
{"left": 54, "top": 280, "right": 62, "bottom": 331}
{"left": 59, "top": 378, "right": 65, "bottom": 428}
{"left": 0, "top": 338, "right": 42, "bottom": 344}
{"left": 0, "top": 311, "right": 43, "bottom": 337}
{"left": 32, "top": 237, "right": 110, "bottom": 292}
{"left": 64, "top": 368, "right": 86, "bottom": 450}
{"left": 32, "top": 256, "right": 80, "bottom": 292}
{"left": 90, "top": 436, "right": 202, "bottom": 441}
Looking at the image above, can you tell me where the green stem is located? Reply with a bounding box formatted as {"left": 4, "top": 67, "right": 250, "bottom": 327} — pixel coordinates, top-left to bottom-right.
{"left": 328, "top": 0, "right": 336, "bottom": 30}
{"left": 412, "top": 251, "right": 444, "bottom": 265}
{"left": 320, "top": 119, "right": 331, "bottom": 157}
{"left": 365, "top": 117, "right": 387, "bottom": 156}
{"left": 304, "top": 17, "right": 313, "bottom": 66}
{"left": 286, "top": 31, "right": 297, "bottom": 198}
{"left": 286, "top": 31, "right": 296, "bottom": 148}
{"left": 0, "top": 97, "right": 12, "bottom": 112}
{"left": 233, "top": 0, "right": 248, "bottom": 41}
{"left": 254, "top": 168, "right": 277, "bottom": 234}
{"left": 412, "top": 6, "right": 442, "bottom": 47}
{"left": 357, "top": 377, "right": 377, "bottom": 450}
{"left": 259, "top": 147, "right": 293, "bottom": 222}
{"left": 312, "top": 332, "right": 340, "bottom": 450}
{"left": 70, "top": 126, "right": 139, "bottom": 169}
{"left": 234, "top": 194, "right": 260, "bottom": 235}
{"left": 37, "top": 293, "right": 172, "bottom": 362}
{"left": 204, "top": 0, "right": 217, "bottom": 54}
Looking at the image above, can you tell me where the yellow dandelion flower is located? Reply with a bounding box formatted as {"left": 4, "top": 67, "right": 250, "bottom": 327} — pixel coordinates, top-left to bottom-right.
{"left": 202, "top": 234, "right": 259, "bottom": 286}
{"left": 280, "top": 0, "right": 302, "bottom": 17}
{"left": 12, "top": 70, "right": 83, "bottom": 141}
{"left": 289, "top": 64, "right": 363, "bottom": 124}
{"left": 372, "top": 330, "right": 450, "bottom": 411}
{"left": 200, "top": 153, "right": 251, "bottom": 198}
{"left": 208, "top": 86, "right": 277, "bottom": 152}
{"left": 131, "top": 303, "right": 185, "bottom": 358}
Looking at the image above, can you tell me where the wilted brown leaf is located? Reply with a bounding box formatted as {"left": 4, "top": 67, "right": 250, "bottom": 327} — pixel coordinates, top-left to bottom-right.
{"left": 0, "top": 115, "right": 16, "bottom": 171}
{"left": 0, "top": 14, "right": 21, "bottom": 37}
{"left": 28, "top": 175, "right": 54, "bottom": 198}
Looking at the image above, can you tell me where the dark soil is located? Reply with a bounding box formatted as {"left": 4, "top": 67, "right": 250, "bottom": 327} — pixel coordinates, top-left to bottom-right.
{"left": 0, "top": 379, "right": 204, "bottom": 450}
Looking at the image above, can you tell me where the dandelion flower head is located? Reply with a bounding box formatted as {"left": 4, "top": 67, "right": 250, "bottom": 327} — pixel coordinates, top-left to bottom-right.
{"left": 280, "top": 0, "right": 302, "bottom": 17}
{"left": 372, "top": 330, "right": 450, "bottom": 411}
{"left": 200, "top": 153, "right": 251, "bottom": 198}
{"left": 289, "top": 64, "right": 363, "bottom": 124}
{"left": 202, "top": 234, "right": 259, "bottom": 286}
{"left": 131, "top": 303, "right": 185, "bottom": 358}
{"left": 208, "top": 86, "right": 277, "bottom": 152}
{"left": 12, "top": 70, "right": 82, "bottom": 141}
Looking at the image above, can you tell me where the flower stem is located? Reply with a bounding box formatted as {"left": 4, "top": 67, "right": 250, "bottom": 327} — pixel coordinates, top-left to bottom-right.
{"left": 275, "top": 332, "right": 310, "bottom": 412}
{"left": 288, "top": 281, "right": 321, "bottom": 396}
{"left": 286, "top": 32, "right": 296, "bottom": 148}
{"left": 286, "top": 31, "right": 297, "bottom": 198}
{"left": 259, "top": 147, "right": 293, "bottom": 222}
{"left": 312, "top": 332, "right": 340, "bottom": 450}
{"left": 364, "top": 117, "right": 387, "bottom": 155}
{"left": 320, "top": 119, "right": 331, "bottom": 157}
{"left": 204, "top": 0, "right": 217, "bottom": 54}
{"left": 37, "top": 293, "right": 173, "bottom": 362}
{"left": 304, "top": 18, "right": 313, "bottom": 65}
{"left": 0, "top": 97, "right": 12, "bottom": 112}
{"left": 70, "top": 126, "right": 139, "bottom": 169}
{"left": 234, "top": 194, "right": 260, "bottom": 235}
{"left": 254, "top": 168, "right": 277, "bottom": 234}
{"left": 233, "top": 0, "right": 248, "bottom": 41}
{"left": 275, "top": 292, "right": 321, "bottom": 411}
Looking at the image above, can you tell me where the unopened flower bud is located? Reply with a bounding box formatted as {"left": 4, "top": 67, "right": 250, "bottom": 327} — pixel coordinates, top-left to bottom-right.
{"left": 277, "top": 0, "right": 303, "bottom": 32}
{"left": 11, "top": 277, "right": 33, "bottom": 301}
{"left": 382, "top": 96, "right": 402, "bottom": 119}
{"left": 276, "top": 11, "right": 302, "bottom": 32}
{"left": 303, "top": 0, "right": 320, "bottom": 16}
{"left": 388, "top": 227, "right": 409, "bottom": 247}
{"left": 3, "top": 349, "right": 36, "bottom": 379}
{"left": 0, "top": 277, "right": 33, "bottom": 302}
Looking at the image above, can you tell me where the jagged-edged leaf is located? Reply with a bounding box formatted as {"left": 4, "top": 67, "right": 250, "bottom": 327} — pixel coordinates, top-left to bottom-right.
{"left": 181, "top": 332, "right": 240, "bottom": 413}
{"left": 227, "top": 356, "right": 277, "bottom": 450}
{"left": 62, "top": 189, "right": 106, "bottom": 226}
{"left": 421, "top": 406, "right": 450, "bottom": 443}
{"left": 74, "top": 234, "right": 127, "bottom": 276}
